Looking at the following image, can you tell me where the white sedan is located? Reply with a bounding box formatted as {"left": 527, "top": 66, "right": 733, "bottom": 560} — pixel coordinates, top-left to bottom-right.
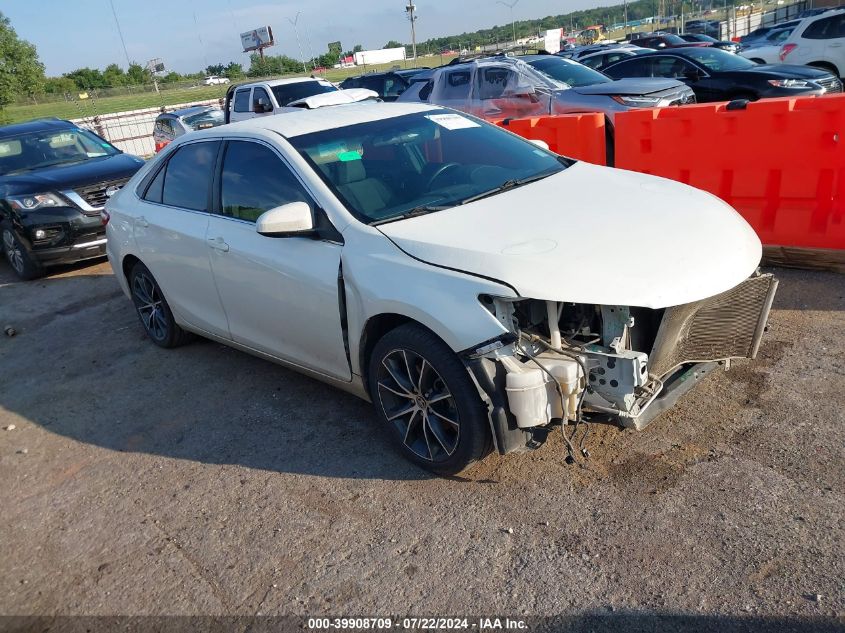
{"left": 203, "top": 75, "right": 230, "bottom": 86}
{"left": 105, "top": 103, "right": 777, "bottom": 474}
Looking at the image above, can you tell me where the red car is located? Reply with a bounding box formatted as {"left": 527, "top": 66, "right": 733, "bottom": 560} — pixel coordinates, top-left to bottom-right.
{"left": 629, "top": 34, "right": 713, "bottom": 49}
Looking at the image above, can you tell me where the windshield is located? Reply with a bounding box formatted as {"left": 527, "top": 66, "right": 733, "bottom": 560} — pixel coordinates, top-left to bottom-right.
{"left": 681, "top": 47, "right": 756, "bottom": 71}
{"left": 271, "top": 80, "right": 338, "bottom": 107}
{"left": 0, "top": 127, "right": 120, "bottom": 176}
{"left": 526, "top": 57, "right": 611, "bottom": 86}
{"left": 290, "top": 110, "right": 567, "bottom": 225}
{"left": 183, "top": 109, "right": 225, "bottom": 131}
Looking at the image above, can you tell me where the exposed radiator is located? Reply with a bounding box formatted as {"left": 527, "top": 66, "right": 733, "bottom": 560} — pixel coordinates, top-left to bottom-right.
{"left": 648, "top": 274, "right": 778, "bottom": 378}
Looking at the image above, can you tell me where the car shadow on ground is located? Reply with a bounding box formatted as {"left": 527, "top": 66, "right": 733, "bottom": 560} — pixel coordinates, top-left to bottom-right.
{"left": 0, "top": 260, "right": 436, "bottom": 481}
{"left": 1, "top": 261, "right": 843, "bottom": 482}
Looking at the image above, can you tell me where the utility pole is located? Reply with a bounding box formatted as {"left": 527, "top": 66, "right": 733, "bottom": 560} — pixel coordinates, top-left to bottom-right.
{"left": 288, "top": 11, "right": 308, "bottom": 74}
{"left": 624, "top": 0, "right": 629, "bottom": 35}
{"left": 497, "top": 0, "right": 520, "bottom": 47}
{"left": 405, "top": 1, "right": 418, "bottom": 67}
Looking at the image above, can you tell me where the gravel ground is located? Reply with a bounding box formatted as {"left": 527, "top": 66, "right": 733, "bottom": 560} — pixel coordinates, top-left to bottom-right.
{"left": 0, "top": 258, "right": 842, "bottom": 632}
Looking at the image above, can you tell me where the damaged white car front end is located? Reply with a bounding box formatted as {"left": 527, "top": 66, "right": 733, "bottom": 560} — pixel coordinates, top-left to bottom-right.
{"left": 378, "top": 161, "right": 778, "bottom": 456}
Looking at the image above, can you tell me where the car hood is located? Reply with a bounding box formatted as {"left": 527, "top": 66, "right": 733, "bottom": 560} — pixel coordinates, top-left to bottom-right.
{"left": 377, "top": 162, "right": 761, "bottom": 309}
{"left": 571, "top": 77, "right": 685, "bottom": 96}
{"left": 736, "top": 64, "right": 832, "bottom": 79}
{"left": 0, "top": 153, "right": 145, "bottom": 196}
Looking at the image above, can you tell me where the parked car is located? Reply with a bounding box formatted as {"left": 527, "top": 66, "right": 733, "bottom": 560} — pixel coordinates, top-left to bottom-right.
{"left": 685, "top": 20, "right": 721, "bottom": 37}
{"left": 579, "top": 47, "right": 651, "bottom": 70}
{"left": 105, "top": 102, "right": 776, "bottom": 474}
{"left": 0, "top": 119, "right": 144, "bottom": 279}
{"left": 153, "top": 106, "right": 225, "bottom": 152}
{"left": 224, "top": 78, "right": 379, "bottom": 123}
{"left": 603, "top": 47, "right": 842, "bottom": 100}
{"left": 739, "top": 27, "right": 796, "bottom": 64}
{"left": 339, "top": 69, "right": 430, "bottom": 101}
{"left": 630, "top": 33, "right": 713, "bottom": 49}
{"left": 398, "top": 57, "right": 695, "bottom": 124}
{"left": 739, "top": 20, "right": 801, "bottom": 47}
{"left": 779, "top": 8, "right": 845, "bottom": 78}
{"left": 557, "top": 42, "right": 642, "bottom": 61}
{"left": 203, "top": 76, "right": 230, "bottom": 86}
{"left": 679, "top": 33, "right": 741, "bottom": 53}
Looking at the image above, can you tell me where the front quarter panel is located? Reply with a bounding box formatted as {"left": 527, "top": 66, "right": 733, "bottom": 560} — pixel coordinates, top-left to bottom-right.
{"left": 341, "top": 226, "right": 517, "bottom": 377}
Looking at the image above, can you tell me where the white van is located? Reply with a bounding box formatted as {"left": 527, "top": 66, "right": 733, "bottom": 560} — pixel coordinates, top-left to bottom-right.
{"left": 224, "top": 78, "right": 379, "bottom": 123}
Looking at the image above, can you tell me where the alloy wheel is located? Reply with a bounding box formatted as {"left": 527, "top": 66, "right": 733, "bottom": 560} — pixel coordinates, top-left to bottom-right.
{"left": 376, "top": 349, "right": 460, "bottom": 462}
{"left": 132, "top": 272, "right": 168, "bottom": 342}
{"left": 2, "top": 230, "right": 25, "bottom": 275}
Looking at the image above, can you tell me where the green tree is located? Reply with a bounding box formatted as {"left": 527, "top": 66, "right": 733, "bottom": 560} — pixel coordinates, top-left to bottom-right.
{"left": 102, "top": 63, "right": 127, "bottom": 87}
{"left": 64, "top": 67, "right": 106, "bottom": 90}
{"left": 0, "top": 10, "right": 45, "bottom": 109}
{"left": 160, "top": 71, "right": 183, "bottom": 84}
{"left": 126, "top": 62, "right": 148, "bottom": 85}
{"left": 43, "top": 76, "right": 77, "bottom": 95}
{"left": 384, "top": 40, "right": 403, "bottom": 49}
{"left": 205, "top": 63, "right": 226, "bottom": 76}
{"left": 223, "top": 62, "right": 243, "bottom": 79}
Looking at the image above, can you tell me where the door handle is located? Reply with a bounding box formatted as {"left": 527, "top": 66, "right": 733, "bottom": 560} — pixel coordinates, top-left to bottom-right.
{"left": 136, "top": 216, "right": 149, "bottom": 228}
{"left": 207, "top": 237, "right": 230, "bottom": 253}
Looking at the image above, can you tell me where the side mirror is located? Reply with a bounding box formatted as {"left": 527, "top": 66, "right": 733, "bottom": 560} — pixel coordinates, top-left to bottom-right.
{"left": 528, "top": 139, "right": 550, "bottom": 151}
{"left": 256, "top": 202, "right": 314, "bottom": 237}
{"left": 253, "top": 98, "right": 272, "bottom": 114}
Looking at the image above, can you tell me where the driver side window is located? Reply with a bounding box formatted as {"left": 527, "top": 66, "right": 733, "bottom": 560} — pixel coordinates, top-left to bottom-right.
{"left": 252, "top": 87, "right": 271, "bottom": 112}
{"left": 651, "top": 57, "right": 696, "bottom": 78}
{"left": 479, "top": 68, "right": 514, "bottom": 100}
{"left": 219, "top": 141, "right": 313, "bottom": 223}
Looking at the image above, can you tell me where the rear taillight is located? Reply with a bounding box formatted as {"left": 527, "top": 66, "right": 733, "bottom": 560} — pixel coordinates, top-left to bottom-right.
{"left": 100, "top": 210, "right": 110, "bottom": 226}
{"left": 779, "top": 43, "right": 797, "bottom": 62}
{"left": 154, "top": 141, "right": 168, "bottom": 152}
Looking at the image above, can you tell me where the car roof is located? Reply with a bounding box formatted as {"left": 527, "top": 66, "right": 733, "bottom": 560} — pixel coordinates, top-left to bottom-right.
{"left": 163, "top": 106, "right": 216, "bottom": 119}
{"left": 0, "top": 118, "right": 74, "bottom": 137}
{"left": 235, "top": 77, "right": 326, "bottom": 90}
{"left": 193, "top": 102, "right": 440, "bottom": 140}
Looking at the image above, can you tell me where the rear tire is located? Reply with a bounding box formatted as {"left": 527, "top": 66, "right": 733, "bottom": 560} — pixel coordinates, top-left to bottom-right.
{"left": 2, "top": 227, "right": 43, "bottom": 281}
{"left": 129, "top": 261, "right": 193, "bottom": 349}
{"left": 368, "top": 323, "right": 493, "bottom": 475}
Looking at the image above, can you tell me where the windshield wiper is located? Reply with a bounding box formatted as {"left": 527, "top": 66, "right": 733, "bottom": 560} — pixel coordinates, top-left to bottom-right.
{"left": 371, "top": 204, "right": 451, "bottom": 226}
{"left": 457, "top": 171, "right": 559, "bottom": 206}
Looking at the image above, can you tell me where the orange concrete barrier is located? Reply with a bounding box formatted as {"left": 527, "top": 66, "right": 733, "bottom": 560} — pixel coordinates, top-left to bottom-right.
{"left": 614, "top": 94, "right": 845, "bottom": 252}
{"left": 498, "top": 113, "right": 607, "bottom": 165}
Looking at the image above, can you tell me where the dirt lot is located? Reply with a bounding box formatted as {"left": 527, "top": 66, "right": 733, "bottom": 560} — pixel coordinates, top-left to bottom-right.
{"left": 0, "top": 258, "right": 843, "bottom": 631}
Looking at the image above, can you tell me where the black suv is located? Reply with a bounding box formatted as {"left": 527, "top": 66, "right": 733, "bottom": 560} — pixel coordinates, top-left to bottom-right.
{"left": 339, "top": 69, "right": 429, "bottom": 101}
{"left": 0, "top": 118, "right": 144, "bottom": 279}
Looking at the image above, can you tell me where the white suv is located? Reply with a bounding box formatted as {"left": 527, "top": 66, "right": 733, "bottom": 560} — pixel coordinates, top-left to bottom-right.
{"left": 779, "top": 8, "right": 845, "bottom": 81}
{"left": 203, "top": 75, "right": 230, "bottom": 86}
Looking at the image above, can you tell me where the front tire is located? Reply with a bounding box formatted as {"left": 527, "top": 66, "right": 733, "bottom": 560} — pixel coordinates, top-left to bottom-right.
{"left": 368, "top": 323, "right": 492, "bottom": 475}
{"left": 129, "top": 261, "right": 193, "bottom": 348}
{"left": 2, "top": 227, "right": 43, "bottom": 281}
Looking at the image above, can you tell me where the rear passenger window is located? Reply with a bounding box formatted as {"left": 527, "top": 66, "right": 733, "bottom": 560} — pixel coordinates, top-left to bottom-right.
{"left": 802, "top": 15, "right": 843, "bottom": 39}
{"left": 143, "top": 166, "right": 165, "bottom": 204}
{"left": 161, "top": 141, "right": 220, "bottom": 211}
{"left": 233, "top": 89, "right": 251, "bottom": 112}
{"left": 219, "top": 141, "right": 312, "bottom": 223}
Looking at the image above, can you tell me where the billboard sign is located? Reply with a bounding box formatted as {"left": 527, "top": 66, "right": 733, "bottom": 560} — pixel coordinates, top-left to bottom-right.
{"left": 241, "top": 26, "right": 274, "bottom": 53}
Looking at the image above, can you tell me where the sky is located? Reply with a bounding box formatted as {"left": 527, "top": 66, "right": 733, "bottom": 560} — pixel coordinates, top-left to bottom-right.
{"left": 4, "top": 0, "right": 608, "bottom": 76}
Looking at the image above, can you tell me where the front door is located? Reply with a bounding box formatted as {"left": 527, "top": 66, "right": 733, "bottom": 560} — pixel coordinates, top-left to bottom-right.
{"left": 206, "top": 139, "right": 351, "bottom": 380}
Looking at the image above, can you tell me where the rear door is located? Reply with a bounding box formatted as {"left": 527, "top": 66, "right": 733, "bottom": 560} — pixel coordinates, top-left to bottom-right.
{"left": 133, "top": 140, "right": 230, "bottom": 337}
{"left": 205, "top": 139, "right": 350, "bottom": 380}
{"left": 230, "top": 87, "right": 252, "bottom": 122}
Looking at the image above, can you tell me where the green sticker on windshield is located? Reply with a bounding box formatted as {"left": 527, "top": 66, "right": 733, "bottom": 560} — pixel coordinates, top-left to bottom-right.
{"left": 337, "top": 150, "right": 362, "bottom": 162}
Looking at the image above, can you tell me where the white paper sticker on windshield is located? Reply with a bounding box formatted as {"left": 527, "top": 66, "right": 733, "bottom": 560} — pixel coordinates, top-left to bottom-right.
{"left": 425, "top": 113, "right": 480, "bottom": 130}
